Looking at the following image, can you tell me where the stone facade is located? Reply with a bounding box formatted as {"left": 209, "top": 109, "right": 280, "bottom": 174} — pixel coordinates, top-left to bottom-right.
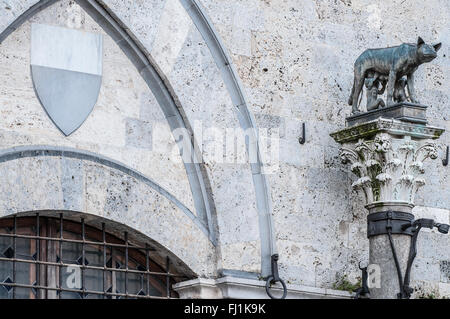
{"left": 0, "top": 0, "right": 448, "bottom": 298}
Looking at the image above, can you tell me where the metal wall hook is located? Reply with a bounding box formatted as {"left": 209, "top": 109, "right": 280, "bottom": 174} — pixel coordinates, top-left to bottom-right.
{"left": 298, "top": 122, "right": 306, "bottom": 144}
{"left": 443, "top": 145, "right": 449, "bottom": 166}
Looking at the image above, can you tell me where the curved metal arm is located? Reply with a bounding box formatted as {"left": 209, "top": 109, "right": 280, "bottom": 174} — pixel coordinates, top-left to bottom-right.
{"left": 435, "top": 223, "right": 450, "bottom": 234}
{"left": 379, "top": 214, "right": 449, "bottom": 299}
{"left": 402, "top": 225, "right": 420, "bottom": 298}
{"left": 386, "top": 227, "right": 405, "bottom": 299}
{"left": 401, "top": 219, "right": 448, "bottom": 298}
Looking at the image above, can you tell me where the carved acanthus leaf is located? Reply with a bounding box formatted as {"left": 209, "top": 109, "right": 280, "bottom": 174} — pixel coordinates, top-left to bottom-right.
{"left": 339, "top": 134, "right": 440, "bottom": 205}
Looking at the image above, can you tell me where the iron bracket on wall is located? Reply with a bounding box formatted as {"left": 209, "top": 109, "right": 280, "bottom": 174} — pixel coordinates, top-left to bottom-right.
{"left": 298, "top": 122, "right": 306, "bottom": 144}
{"left": 443, "top": 145, "right": 449, "bottom": 166}
{"left": 368, "top": 211, "right": 450, "bottom": 299}
{"left": 353, "top": 262, "right": 370, "bottom": 299}
{"left": 399, "top": 218, "right": 448, "bottom": 298}
{"left": 367, "top": 211, "right": 415, "bottom": 238}
{"left": 265, "top": 254, "right": 287, "bottom": 299}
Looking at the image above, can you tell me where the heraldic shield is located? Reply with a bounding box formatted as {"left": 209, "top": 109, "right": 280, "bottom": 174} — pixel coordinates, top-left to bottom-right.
{"left": 31, "top": 23, "right": 103, "bottom": 136}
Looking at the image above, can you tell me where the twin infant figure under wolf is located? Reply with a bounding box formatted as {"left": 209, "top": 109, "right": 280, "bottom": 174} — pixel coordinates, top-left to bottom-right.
{"left": 349, "top": 37, "right": 442, "bottom": 114}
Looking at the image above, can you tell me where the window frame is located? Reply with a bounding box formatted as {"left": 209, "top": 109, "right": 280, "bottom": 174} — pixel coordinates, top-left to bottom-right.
{"left": 0, "top": 214, "right": 185, "bottom": 299}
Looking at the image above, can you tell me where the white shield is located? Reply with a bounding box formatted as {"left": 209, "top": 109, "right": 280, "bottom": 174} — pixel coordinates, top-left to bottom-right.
{"left": 31, "top": 23, "right": 103, "bottom": 136}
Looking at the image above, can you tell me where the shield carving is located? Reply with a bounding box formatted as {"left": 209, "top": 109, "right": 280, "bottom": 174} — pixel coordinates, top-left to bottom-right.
{"left": 31, "top": 23, "right": 103, "bottom": 136}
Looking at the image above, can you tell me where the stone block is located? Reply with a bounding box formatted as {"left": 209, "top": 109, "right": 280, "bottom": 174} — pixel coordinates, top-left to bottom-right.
{"left": 125, "top": 118, "right": 153, "bottom": 150}
{"left": 440, "top": 260, "right": 450, "bottom": 283}
{"left": 279, "top": 139, "right": 324, "bottom": 168}
{"left": 417, "top": 231, "right": 450, "bottom": 261}
{"left": 410, "top": 257, "right": 441, "bottom": 283}
{"left": 439, "top": 282, "right": 450, "bottom": 298}
{"left": 61, "top": 157, "right": 85, "bottom": 211}
{"left": 220, "top": 241, "right": 261, "bottom": 274}
{"left": 254, "top": 112, "right": 285, "bottom": 138}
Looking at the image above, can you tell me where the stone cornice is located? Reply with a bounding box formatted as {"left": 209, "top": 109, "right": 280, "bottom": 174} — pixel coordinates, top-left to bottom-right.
{"left": 330, "top": 118, "right": 444, "bottom": 144}
{"left": 173, "top": 276, "right": 353, "bottom": 299}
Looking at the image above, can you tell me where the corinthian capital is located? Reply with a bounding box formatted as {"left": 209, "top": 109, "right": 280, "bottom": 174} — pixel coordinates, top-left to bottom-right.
{"left": 338, "top": 133, "right": 440, "bottom": 206}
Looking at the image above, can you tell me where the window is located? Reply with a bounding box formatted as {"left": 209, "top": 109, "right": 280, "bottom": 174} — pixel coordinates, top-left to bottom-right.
{"left": 0, "top": 214, "right": 187, "bottom": 299}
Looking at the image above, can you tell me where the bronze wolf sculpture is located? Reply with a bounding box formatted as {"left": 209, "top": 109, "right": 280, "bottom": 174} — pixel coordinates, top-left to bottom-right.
{"left": 349, "top": 37, "right": 441, "bottom": 113}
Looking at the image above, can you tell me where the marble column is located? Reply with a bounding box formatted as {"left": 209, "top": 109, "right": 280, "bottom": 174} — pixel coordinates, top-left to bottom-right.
{"left": 331, "top": 108, "right": 445, "bottom": 299}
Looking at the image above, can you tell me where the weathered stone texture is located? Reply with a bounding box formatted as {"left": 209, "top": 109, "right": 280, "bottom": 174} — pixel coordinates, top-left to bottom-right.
{"left": 441, "top": 261, "right": 450, "bottom": 283}
{"left": 203, "top": 0, "right": 449, "bottom": 291}
{"left": 0, "top": 0, "right": 39, "bottom": 33}
{"left": 0, "top": 1, "right": 196, "bottom": 215}
{"left": 0, "top": 156, "right": 215, "bottom": 276}
{"left": 102, "top": 0, "right": 262, "bottom": 274}
{"left": 0, "top": 0, "right": 448, "bottom": 296}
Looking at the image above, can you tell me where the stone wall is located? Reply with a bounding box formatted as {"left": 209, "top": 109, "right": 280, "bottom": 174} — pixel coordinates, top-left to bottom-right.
{"left": 0, "top": 1, "right": 217, "bottom": 277}
{"left": 0, "top": 0, "right": 448, "bottom": 297}
{"left": 0, "top": 153, "right": 215, "bottom": 276}
{"left": 202, "top": 0, "right": 450, "bottom": 296}
{"left": 0, "top": 1, "right": 195, "bottom": 213}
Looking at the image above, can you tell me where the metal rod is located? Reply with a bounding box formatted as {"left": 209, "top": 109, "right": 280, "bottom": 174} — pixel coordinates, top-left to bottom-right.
{"left": 124, "top": 231, "right": 128, "bottom": 299}
{"left": 81, "top": 218, "right": 85, "bottom": 299}
{"left": 403, "top": 226, "right": 421, "bottom": 298}
{"left": 387, "top": 230, "right": 404, "bottom": 299}
{"left": 166, "top": 256, "right": 170, "bottom": 298}
{"left": 102, "top": 223, "right": 106, "bottom": 299}
{"left": 35, "top": 213, "right": 40, "bottom": 298}
{"left": 0, "top": 281, "right": 173, "bottom": 299}
{"left": 443, "top": 145, "right": 449, "bottom": 166}
{"left": 145, "top": 244, "right": 150, "bottom": 296}
{"left": 12, "top": 215, "right": 16, "bottom": 299}
{"left": 298, "top": 122, "right": 306, "bottom": 144}
{"left": 59, "top": 213, "right": 63, "bottom": 299}
{"left": 0, "top": 256, "right": 182, "bottom": 276}
{"left": 0, "top": 233, "right": 155, "bottom": 250}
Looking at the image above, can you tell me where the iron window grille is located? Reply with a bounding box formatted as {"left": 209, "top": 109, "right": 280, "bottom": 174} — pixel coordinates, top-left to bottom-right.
{"left": 0, "top": 213, "right": 189, "bottom": 299}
